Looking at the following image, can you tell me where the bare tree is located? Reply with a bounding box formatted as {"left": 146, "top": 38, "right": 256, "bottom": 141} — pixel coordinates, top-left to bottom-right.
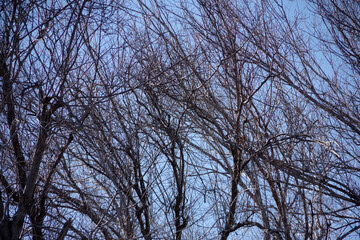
{"left": 125, "top": 0, "right": 360, "bottom": 238}
{"left": 1, "top": 0, "right": 360, "bottom": 239}
{"left": 0, "top": 0, "right": 107, "bottom": 239}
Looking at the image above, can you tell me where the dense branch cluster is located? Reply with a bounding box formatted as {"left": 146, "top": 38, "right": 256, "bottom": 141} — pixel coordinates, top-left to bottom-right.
{"left": 1, "top": 0, "right": 359, "bottom": 239}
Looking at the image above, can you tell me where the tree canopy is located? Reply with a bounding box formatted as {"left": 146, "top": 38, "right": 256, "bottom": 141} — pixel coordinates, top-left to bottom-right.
{"left": 1, "top": 0, "right": 360, "bottom": 239}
